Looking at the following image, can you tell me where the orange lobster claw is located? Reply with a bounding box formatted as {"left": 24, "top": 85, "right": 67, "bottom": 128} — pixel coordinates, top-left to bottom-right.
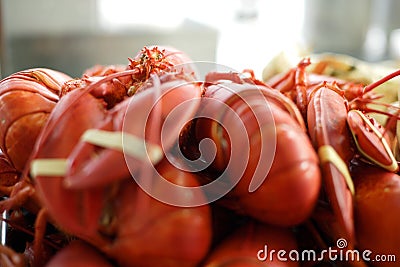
{"left": 307, "top": 87, "right": 356, "bottom": 246}
{"left": 29, "top": 88, "right": 110, "bottom": 246}
{"left": 347, "top": 110, "right": 398, "bottom": 172}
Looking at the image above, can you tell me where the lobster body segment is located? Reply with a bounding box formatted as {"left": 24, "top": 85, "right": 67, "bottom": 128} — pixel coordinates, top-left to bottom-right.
{"left": 0, "top": 68, "right": 72, "bottom": 170}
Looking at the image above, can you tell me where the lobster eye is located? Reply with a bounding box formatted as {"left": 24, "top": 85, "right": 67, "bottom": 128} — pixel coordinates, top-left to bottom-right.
{"left": 140, "top": 54, "right": 148, "bottom": 62}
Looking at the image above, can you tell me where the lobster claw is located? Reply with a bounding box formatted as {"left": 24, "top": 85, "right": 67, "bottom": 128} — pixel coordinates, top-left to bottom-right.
{"left": 64, "top": 78, "right": 202, "bottom": 189}
{"left": 347, "top": 109, "right": 398, "bottom": 172}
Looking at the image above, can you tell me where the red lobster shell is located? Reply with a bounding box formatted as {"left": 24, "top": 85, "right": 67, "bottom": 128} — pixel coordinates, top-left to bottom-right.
{"left": 26, "top": 46, "right": 210, "bottom": 266}
{"left": 0, "top": 68, "right": 72, "bottom": 171}
{"left": 203, "top": 221, "right": 299, "bottom": 267}
{"left": 187, "top": 71, "right": 321, "bottom": 226}
{"left": 351, "top": 163, "right": 400, "bottom": 267}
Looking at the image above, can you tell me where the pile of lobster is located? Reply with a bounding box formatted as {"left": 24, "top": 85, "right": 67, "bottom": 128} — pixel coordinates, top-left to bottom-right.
{"left": 0, "top": 45, "right": 399, "bottom": 267}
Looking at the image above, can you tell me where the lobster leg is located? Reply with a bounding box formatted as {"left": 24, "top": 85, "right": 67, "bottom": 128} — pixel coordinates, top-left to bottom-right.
{"left": 0, "top": 180, "right": 36, "bottom": 214}
{"left": 32, "top": 209, "right": 48, "bottom": 267}
{"left": 294, "top": 57, "right": 311, "bottom": 118}
{"left": 267, "top": 57, "right": 311, "bottom": 119}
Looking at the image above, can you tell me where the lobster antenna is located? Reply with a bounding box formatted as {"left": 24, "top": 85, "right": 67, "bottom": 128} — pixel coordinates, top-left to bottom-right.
{"left": 363, "top": 69, "right": 400, "bottom": 93}
{"left": 380, "top": 106, "right": 400, "bottom": 138}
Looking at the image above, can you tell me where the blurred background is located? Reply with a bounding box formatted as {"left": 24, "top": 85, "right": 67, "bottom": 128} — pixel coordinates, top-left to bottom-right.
{"left": 1, "top": 0, "right": 400, "bottom": 79}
